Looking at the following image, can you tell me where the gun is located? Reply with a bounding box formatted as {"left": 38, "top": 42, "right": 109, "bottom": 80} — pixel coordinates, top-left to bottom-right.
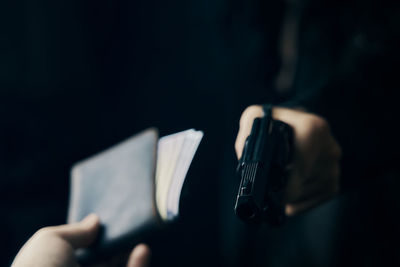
{"left": 234, "top": 105, "right": 293, "bottom": 225}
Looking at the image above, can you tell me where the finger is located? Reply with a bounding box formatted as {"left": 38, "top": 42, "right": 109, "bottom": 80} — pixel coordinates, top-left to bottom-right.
{"left": 127, "top": 244, "right": 151, "bottom": 267}
{"left": 235, "top": 105, "right": 264, "bottom": 158}
{"left": 301, "top": 162, "right": 340, "bottom": 189}
{"left": 318, "top": 135, "right": 342, "bottom": 162}
{"left": 286, "top": 155, "right": 340, "bottom": 196}
{"left": 285, "top": 190, "right": 336, "bottom": 216}
{"left": 286, "top": 172, "right": 338, "bottom": 204}
{"left": 272, "top": 107, "right": 308, "bottom": 128}
{"left": 53, "top": 214, "right": 100, "bottom": 249}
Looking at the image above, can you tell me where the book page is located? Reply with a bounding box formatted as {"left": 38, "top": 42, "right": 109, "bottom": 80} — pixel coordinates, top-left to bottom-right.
{"left": 166, "top": 130, "right": 203, "bottom": 219}
{"left": 155, "top": 129, "right": 203, "bottom": 220}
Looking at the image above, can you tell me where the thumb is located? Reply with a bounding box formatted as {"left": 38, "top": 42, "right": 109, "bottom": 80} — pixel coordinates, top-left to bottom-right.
{"left": 235, "top": 105, "right": 264, "bottom": 159}
{"left": 53, "top": 214, "right": 100, "bottom": 249}
{"left": 127, "top": 244, "right": 151, "bottom": 267}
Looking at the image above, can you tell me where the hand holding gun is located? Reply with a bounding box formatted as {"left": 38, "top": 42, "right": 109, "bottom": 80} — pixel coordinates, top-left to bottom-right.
{"left": 235, "top": 105, "right": 293, "bottom": 225}
{"left": 235, "top": 105, "right": 341, "bottom": 224}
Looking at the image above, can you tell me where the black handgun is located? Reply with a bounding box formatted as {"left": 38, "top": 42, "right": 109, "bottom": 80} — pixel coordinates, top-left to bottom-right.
{"left": 234, "top": 105, "right": 293, "bottom": 225}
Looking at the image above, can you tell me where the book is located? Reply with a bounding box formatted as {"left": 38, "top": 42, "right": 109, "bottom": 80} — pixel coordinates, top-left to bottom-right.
{"left": 67, "top": 128, "right": 203, "bottom": 262}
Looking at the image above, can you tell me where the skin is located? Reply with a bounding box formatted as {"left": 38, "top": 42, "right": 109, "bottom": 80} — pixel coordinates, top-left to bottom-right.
{"left": 235, "top": 106, "right": 341, "bottom": 215}
{"left": 11, "top": 214, "right": 150, "bottom": 267}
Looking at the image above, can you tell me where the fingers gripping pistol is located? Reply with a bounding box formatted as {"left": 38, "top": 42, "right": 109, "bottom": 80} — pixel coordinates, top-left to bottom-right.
{"left": 234, "top": 105, "right": 294, "bottom": 225}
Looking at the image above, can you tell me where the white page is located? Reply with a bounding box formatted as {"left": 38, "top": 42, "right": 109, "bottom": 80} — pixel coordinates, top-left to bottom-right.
{"left": 155, "top": 129, "right": 200, "bottom": 220}
{"left": 166, "top": 130, "right": 203, "bottom": 220}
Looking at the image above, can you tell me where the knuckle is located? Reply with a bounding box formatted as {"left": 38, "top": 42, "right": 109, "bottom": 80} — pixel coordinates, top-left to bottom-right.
{"left": 333, "top": 142, "right": 342, "bottom": 159}
{"left": 301, "top": 115, "right": 330, "bottom": 139}
{"left": 35, "top": 226, "right": 55, "bottom": 238}
{"left": 239, "top": 105, "right": 263, "bottom": 126}
{"left": 309, "top": 115, "right": 330, "bottom": 134}
{"left": 332, "top": 181, "right": 340, "bottom": 194}
{"left": 234, "top": 141, "right": 241, "bottom": 157}
{"left": 333, "top": 166, "right": 341, "bottom": 181}
{"left": 243, "top": 105, "right": 263, "bottom": 114}
{"left": 234, "top": 139, "right": 240, "bottom": 151}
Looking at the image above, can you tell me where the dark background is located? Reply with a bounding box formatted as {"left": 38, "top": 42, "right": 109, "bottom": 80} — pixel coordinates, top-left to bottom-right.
{"left": 1, "top": 0, "right": 399, "bottom": 266}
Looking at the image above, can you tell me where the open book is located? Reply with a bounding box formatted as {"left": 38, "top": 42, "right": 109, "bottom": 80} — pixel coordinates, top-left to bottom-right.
{"left": 67, "top": 128, "right": 203, "bottom": 262}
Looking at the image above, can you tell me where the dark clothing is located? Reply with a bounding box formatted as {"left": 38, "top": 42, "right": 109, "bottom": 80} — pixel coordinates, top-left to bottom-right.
{"left": 1, "top": 0, "right": 399, "bottom": 266}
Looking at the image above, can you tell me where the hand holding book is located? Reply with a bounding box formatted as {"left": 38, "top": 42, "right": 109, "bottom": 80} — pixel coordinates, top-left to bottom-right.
{"left": 67, "top": 128, "right": 203, "bottom": 263}
{"left": 11, "top": 214, "right": 151, "bottom": 267}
